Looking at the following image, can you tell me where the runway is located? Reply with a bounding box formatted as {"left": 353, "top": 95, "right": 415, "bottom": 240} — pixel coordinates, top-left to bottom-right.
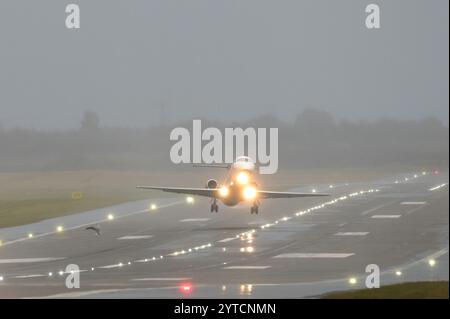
{"left": 0, "top": 171, "right": 448, "bottom": 298}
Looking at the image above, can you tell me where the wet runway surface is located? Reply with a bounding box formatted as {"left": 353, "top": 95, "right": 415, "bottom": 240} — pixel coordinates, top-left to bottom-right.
{"left": 0, "top": 171, "right": 448, "bottom": 298}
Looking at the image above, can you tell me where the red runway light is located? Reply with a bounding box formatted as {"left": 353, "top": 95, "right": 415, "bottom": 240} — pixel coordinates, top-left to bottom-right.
{"left": 179, "top": 282, "right": 193, "bottom": 294}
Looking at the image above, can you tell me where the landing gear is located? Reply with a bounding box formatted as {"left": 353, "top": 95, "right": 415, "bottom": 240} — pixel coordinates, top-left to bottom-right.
{"left": 250, "top": 201, "right": 259, "bottom": 214}
{"left": 210, "top": 199, "right": 219, "bottom": 213}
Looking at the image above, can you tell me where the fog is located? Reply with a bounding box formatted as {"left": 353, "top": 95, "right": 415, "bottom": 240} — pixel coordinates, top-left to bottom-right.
{"left": 0, "top": 0, "right": 448, "bottom": 130}
{"left": 0, "top": 110, "right": 447, "bottom": 172}
{"left": 0, "top": 1, "right": 448, "bottom": 172}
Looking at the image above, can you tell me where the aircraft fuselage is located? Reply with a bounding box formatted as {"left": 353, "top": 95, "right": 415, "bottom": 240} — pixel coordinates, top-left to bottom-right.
{"left": 214, "top": 157, "right": 258, "bottom": 207}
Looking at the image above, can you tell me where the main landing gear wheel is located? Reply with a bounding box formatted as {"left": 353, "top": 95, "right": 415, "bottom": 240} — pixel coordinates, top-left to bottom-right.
{"left": 210, "top": 199, "right": 219, "bottom": 213}
{"left": 250, "top": 200, "right": 260, "bottom": 214}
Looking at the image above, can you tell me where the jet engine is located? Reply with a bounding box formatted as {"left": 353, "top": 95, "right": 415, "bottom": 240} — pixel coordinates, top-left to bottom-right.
{"left": 206, "top": 179, "right": 218, "bottom": 189}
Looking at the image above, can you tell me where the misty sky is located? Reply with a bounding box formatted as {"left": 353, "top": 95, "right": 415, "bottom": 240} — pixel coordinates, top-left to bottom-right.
{"left": 0, "top": 0, "right": 448, "bottom": 129}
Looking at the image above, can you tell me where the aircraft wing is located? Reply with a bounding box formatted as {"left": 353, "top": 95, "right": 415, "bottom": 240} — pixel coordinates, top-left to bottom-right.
{"left": 136, "top": 186, "right": 217, "bottom": 198}
{"left": 257, "top": 190, "right": 329, "bottom": 199}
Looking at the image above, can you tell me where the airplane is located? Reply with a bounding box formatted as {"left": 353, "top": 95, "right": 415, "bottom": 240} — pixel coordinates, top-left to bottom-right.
{"left": 137, "top": 156, "right": 328, "bottom": 214}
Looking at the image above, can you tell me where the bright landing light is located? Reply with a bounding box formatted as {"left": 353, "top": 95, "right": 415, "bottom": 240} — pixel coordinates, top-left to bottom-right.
{"left": 150, "top": 203, "right": 157, "bottom": 210}
{"left": 349, "top": 277, "right": 357, "bottom": 285}
{"left": 56, "top": 226, "right": 64, "bottom": 232}
{"left": 428, "top": 259, "right": 436, "bottom": 267}
{"left": 219, "top": 186, "right": 229, "bottom": 198}
{"left": 107, "top": 213, "right": 114, "bottom": 220}
{"left": 186, "top": 196, "right": 194, "bottom": 204}
{"left": 236, "top": 172, "right": 249, "bottom": 185}
{"left": 243, "top": 186, "right": 257, "bottom": 200}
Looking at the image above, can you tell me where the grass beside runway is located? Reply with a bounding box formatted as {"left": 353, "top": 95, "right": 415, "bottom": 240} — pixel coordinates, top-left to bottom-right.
{"left": 323, "top": 281, "right": 449, "bottom": 299}
{"left": 0, "top": 170, "right": 176, "bottom": 228}
{"left": 0, "top": 193, "right": 145, "bottom": 228}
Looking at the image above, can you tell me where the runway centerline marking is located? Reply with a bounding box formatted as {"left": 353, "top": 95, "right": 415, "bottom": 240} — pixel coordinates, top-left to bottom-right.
{"left": 180, "top": 218, "right": 210, "bottom": 222}
{"left": 117, "top": 235, "right": 153, "bottom": 240}
{"left": 0, "top": 257, "right": 66, "bottom": 264}
{"left": 273, "top": 253, "right": 354, "bottom": 258}
{"left": 371, "top": 215, "right": 401, "bottom": 219}
{"left": 223, "top": 266, "right": 271, "bottom": 269}
{"left": 335, "top": 232, "right": 369, "bottom": 236}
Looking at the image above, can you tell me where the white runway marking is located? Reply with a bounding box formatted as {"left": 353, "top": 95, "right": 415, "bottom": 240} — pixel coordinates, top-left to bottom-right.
{"left": 131, "top": 277, "right": 191, "bottom": 281}
{"left": 401, "top": 201, "right": 426, "bottom": 205}
{"left": 14, "top": 274, "right": 46, "bottom": 279}
{"left": 371, "top": 215, "right": 401, "bottom": 219}
{"left": 429, "top": 183, "right": 447, "bottom": 191}
{"left": 218, "top": 237, "right": 236, "bottom": 243}
{"left": 223, "top": 266, "right": 271, "bottom": 269}
{"left": 426, "top": 248, "right": 449, "bottom": 260}
{"left": 117, "top": 235, "right": 152, "bottom": 240}
{"left": 98, "top": 264, "right": 124, "bottom": 269}
{"left": 0, "top": 257, "right": 66, "bottom": 264}
{"left": 335, "top": 232, "right": 369, "bottom": 236}
{"left": 404, "top": 247, "right": 449, "bottom": 269}
{"left": 273, "top": 253, "right": 354, "bottom": 258}
{"left": 179, "top": 218, "right": 210, "bottom": 222}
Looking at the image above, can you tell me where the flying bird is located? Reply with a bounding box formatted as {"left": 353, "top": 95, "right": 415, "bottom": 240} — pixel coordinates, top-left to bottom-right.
{"left": 85, "top": 226, "right": 101, "bottom": 236}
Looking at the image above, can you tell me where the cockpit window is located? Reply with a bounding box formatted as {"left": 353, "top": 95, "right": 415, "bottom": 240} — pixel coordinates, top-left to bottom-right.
{"left": 236, "top": 156, "right": 253, "bottom": 163}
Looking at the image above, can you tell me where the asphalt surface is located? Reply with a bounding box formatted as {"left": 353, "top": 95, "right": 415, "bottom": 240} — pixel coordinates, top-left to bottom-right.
{"left": 0, "top": 171, "right": 448, "bottom": 298}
